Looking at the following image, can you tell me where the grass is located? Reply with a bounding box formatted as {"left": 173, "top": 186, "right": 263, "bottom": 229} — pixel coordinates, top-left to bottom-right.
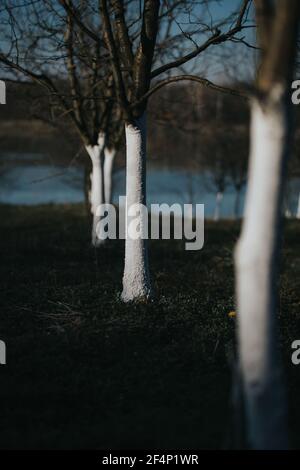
{"left": 0, "top": 203, "right": 299, "bottom": 449}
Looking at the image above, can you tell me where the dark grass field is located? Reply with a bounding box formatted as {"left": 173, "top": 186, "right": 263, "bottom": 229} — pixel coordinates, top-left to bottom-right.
{"left": 0, "top": 204, "right": 299, "bottom": 449}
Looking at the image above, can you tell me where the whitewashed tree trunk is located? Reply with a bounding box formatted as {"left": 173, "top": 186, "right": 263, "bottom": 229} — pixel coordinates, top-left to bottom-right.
{"left": 121, "top": 113, "right": 151, "bottom": 302}
{"left": 104, "top": 147, "right": 116, "bottom": 204}
{"left": 296, "top": 191, "right": 300, "bottom": 219}
{"left": 85, "top": 133, "right": 106, "bottom": 247}
{"left": 234, "top": 88, "right": 289, "bottom": 449}
{"left": 214, "top": 191, "right": 223, "bottom": 221}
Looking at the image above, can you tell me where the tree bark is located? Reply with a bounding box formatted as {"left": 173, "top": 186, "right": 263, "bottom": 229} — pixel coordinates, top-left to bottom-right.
{"left": 85, "top": 133, "right": 106, "bottom": 247}
{"left": 214, "top": 191, "right": 223, "bottom": 221}
{"left": 121, "top": 113, "right": 151, "bottom": 302}
{"left": 296, "top": 191, "right": 300, "bottom": 219}
{"left": 234, "top": 88, "right": 290, "bottom": 449}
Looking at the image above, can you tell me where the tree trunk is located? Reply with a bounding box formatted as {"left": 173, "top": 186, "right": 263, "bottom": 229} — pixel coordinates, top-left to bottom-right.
{"left": 121, "top": 113, "right": 151, "bottom": 302}
{"left": 296, "top": 191, "right": 300, "bottom": 219}
{"left": 104, "top": 147, "right": 116, "bottom": 204}
{"left": 234, "top": 88, "right": 289, "bottom": 449}
{"left": 84, "top": 162, "right": 92, "bottom": 216}
{"left": 214, "top": 191, "right": 223, "bottom": 221}
{"left": 85, "top": 133, "right": 106, "bottom": 247}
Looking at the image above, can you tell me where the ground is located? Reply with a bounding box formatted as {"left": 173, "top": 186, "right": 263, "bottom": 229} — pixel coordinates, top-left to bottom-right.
{"left": 0, "top": 204, "right": 299, "bottom": 449}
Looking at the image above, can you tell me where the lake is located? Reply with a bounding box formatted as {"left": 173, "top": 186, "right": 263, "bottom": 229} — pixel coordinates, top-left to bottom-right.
{"left": 1, "top": 152, "right": 299, "bottom": 219}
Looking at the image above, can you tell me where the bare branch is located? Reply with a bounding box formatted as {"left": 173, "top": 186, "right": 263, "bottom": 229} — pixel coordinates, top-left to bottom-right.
{"left": 151, "top": 0, "right": 252, "bottom": 79}
{"left": 132, "top": 74, "right": 247, "bottom": 110}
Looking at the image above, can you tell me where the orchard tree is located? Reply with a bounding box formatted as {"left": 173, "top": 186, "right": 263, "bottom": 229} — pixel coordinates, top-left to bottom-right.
{"left": 0, "top": 0, "right": 121, "bottom": 246}
{"left": 234, "top": 0, "right": 300, "bottom": 449}
{"left": 201, "top": 125, "right": 230, "bottom": 221}
{"left": 227, "top": 127, "right": 248, "bottom": 218}
{"left": 66, "top": 0, "right": 252, "bottom": 301}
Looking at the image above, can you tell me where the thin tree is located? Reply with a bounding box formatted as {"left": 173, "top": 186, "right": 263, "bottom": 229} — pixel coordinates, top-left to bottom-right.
{"left": 227, "top": 128, "right": 248, "bottom": 219}
{"left": 0, "top": 0, "right": 120, "bottom": 246}
{"left": 66, "top": 0, "right": 252, "bottom": 301}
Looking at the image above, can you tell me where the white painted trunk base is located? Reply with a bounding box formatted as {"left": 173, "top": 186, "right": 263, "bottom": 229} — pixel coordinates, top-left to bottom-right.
{"left": 121, "top": 113, "right": 151, "bottom": 302}
{"left": 86, "top": 133, "right": 106, "bottom": 247}
{"left": 214, "top": 191, "right": 223, "bottom": 221}
{"left": 234, "top": 89, "right": 289, "bottom": 449}
{"left": 297, "top": 192, "right": 300, "bottom": 219}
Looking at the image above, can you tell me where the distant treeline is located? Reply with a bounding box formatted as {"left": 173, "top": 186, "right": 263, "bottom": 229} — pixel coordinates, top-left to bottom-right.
{"left": 0, "top": 79, "right": 299, "bottom": 176}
